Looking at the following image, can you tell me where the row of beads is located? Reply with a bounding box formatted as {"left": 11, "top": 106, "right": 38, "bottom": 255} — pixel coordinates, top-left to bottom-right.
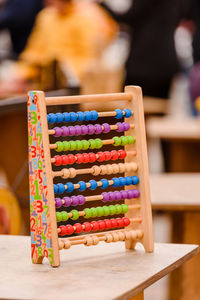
{"left": 54, "top": 136, "right": 135, "bottom": 152}
{"left": 47, "top": 109, "right": 132, "bottom": 124}
{"left": 53, "top": 175, "right": 139, "bottom": 194}
{"left": 52, "top": 150, "right": 127, "bottom": 166}
{"left": 52, "top": 122, "right": 130, "bottom": 137}
{"left": 55, "top": 188, "right": 140, "bottom": 208}
{"left": 58, "top": 217, "right": 131, "bottom": 236}
{"left": 59, "top": 230, "right": 142, "bottom": 249}
{"left": 53, "top": 162, "right": 137, "bottom": 179}
{"left": 56, "top": 204, "right": 128, "bottom": 222}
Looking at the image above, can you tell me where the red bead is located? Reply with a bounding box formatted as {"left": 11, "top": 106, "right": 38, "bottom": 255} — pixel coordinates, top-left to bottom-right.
{"left": 118, "top": 150, "right": 127, "bottom": 159}
{"left": 54, "top": 155, "right": 62, "bottom": 166}
{"left": 104, "top": 219, "right": 112, "bottom": 229}
{"left": 68, "top": 154, "right": 76, "bottom": 164}
{"left": 111, "top": 150, "right": 119, "bottom": 160}
{"left": 110, "top": 218, "right": 118, "bottom": 228}
{"left": 66, "top": 224, "right": 74, "bottom": 235}
{"left": 83, "top": 222, "right": 92, "bottom": 232}
{"left": 104, "top": 151, "right": 111, "bottom": 161}
{"left": 83, "top": 153, "right": 89, "bottom": 163}
{"left": 59, "top": 225, "right": 68, "bottom": 236}
{"left": 74, "top": 223, "right": 83, "bottom": 234}
{"left": 116, "top": 218, "right": 124, "bottom": 227}
{"left": 75, "top": 154, "right": 83, "bottom": 164}
{"left": 91, "top": 221, "right": 99, "bottom": 231}
{"left": 61, "top": 155, "right": 69, "bottom": 165}
{"left": 89, "top": 152, "right": 96, "bottom": 163}
{"left": 97, "top": 220, "right": 106, "bottom": 230}
{"left": 123, "top": 217, "right": 130, "bottom": 227}
{"left": 97, "top": 152, "right": 105, "bottom": 162}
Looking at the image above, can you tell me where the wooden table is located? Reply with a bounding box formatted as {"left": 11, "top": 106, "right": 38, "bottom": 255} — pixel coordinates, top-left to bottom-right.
{"left": 150, "top": 173, "right": 200, "bottom": 300}
{"left": 0, "top": 235, "right": 198, "bottom": 300}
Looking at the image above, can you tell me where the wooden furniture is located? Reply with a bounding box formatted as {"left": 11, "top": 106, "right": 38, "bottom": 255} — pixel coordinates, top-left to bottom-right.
{"left": 147, "top": 116, "right": 200, "bottom": 172}
{"left": 28, "top": 86, "right": 153, "bottom": 267}
{"left": 0, "top": 235, "right": 198, "bottom": 300}
{"left": 150, "top": 173, "right": 200, "bottom": 300}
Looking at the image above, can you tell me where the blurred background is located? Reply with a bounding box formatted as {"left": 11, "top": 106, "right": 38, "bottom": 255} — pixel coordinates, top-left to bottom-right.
{"left": 0, "top": 0, "right": 200, "bottom": 299}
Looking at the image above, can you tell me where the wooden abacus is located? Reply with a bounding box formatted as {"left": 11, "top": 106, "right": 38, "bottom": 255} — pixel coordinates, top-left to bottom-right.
{"left": 28, "top": 86, "right": 154, "bottom": 267}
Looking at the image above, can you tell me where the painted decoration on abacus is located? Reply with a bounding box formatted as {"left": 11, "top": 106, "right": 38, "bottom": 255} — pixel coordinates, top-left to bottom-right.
{"left": 28, "top": 92, "right": 54, "bottom": 264}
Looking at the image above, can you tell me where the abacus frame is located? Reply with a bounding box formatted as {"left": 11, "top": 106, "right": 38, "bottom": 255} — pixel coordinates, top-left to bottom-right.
{"left": 28, "top": 86, "right": 154, "bottom": 267}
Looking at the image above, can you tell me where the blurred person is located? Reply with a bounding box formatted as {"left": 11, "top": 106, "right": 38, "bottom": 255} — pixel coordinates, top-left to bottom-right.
{"left": 100, "top": 0, "right": 192, "bottom": 99}
{"left": 0, "top": 0, "right": 43, "bottom": 58}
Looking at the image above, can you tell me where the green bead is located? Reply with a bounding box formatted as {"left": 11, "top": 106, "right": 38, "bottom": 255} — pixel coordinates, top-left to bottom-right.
{"left": 127, "top": 136, "right": 135, "bottom": 144}
{"left": 61, "top": 211, "right": 69, "bottom": 221}
{"left": 121, "top": 204, "right": 128, "bottom": 213}
{"left": 95, "top": 138, "right": 103, "bottom": 149}
{"left": 102, "top": 206, "right": 110, "bottom": 216}
{"left": 96, "top": 206, "right": 104, "bottom": 217}
{"left": 121, "top": 136, "right": 128, "bottom": 146}
{"left": 56, "top": 141, "right": 64, "bottom": 152}
{"left": 76, "top": 140, "right": 82, "bottom": 150}
{"left": 84, "top": 208, "right": 92, "bottom": 218}
{"left": 56, "top": 212, "right": 62, "bottom": 223}
{"left": 81, "top": 140, "right": 89, "bottom": 150}
{"left": 115, "top": 204, "right": 122, "bottom": 214}
{"left": 69, "top": 141, "right": 77, "bottom": 151}
{"left": 63, "top": 141, "right": 70, "bottom": 151}
{"left": 90, "top": 207, "right": 98, "bottom": 218}
{"left": 109, "top": 205, "right": 116, "bottom": 215}
{"left": 70, "top": 209, "right": 79, "bottom": 220}
{"left": 113, "top": 136, "right": 121, "bottom": 146}
{"left": 89, "top": 139, "right": 96, "bottom": 149}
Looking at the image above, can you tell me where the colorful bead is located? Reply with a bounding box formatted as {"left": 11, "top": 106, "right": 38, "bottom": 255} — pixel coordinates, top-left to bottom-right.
{"left": 56, "top": 113, "right": 64, "bottom": 122}
{"left": 63, "top": 197, "right": 71, "bottom": 207}
{"left": 83, "top": 222, "right": 92, "bottom": 232}
{"left": 56, "top": 212, "right": 62, "bottom": 223}
{"left": 69, "top": 141, "right": 76, "bottom": 151}
{"left": 78, "top": 181, "right": 87, "bottom": 191}
{"left": 116, "top": 122, "right": 124, "bottom": 132}
{"left": 89, "top": 180, "right": 98, "bottom": 190}
{"left": 100, "top": 179, "right": 109, "bottom": 189}
{"left": 125, "top": 176, "right": 132, "bottom": 185}
{"left": 90, "top": 207, "right": 98, "bottom": 218}
{"left": 53, "top": 127, "right": 62, "bottom": 137}
{"left": 61, "top": 211, "right": 69, "bottom": 221}
{"left": 124, "top": 108, "right": 132, "bottom": 118}
{"left": 115, "top": 204, "right": 122, "bottom": 214}
{"left": 98, "top": 220, "right": 106, "bottom": 230}
{"left": 74, "top": 223, "right": 82, "bottom": 234}
{"left": 69, "top": 112, "right": 77, "bottom": 122}
{"left": 96, "top": 206, "right": 104, "bottom": 217}
{"left": 84, "top": 111, "right": 92, "bottom": 121}
{"left": 115, "top": 109, "right": 123, "bottom": 119}
{"left": 66, "top": 182, "right": 74, "bottom": 193}
{"left": 68, "top": 154, "right": 76, "bottom": 164}
{"left": 132, "top": 176, "right": 139, "bottom": 185}
{"left": 63, "top": 112, "right": 70, "bottom": 122}
{"left": 74, "top": 125, "right": 82, "bottom": 135}
{"left": 59, "top": 225, "right": 68, "bottom": 236}
{"left": 82, "top": 140, "right": 89, "bottom": 150}
{"left": 121, "top": 136, "right": 128, "bottom": 146}
{"left": 84, "top": 208, "right": 92, "bottom": 218}
{"left": 55, "top": 198, "right": 62, "bottom": 208}
{"left": 111, "top": 150, "right": 119, "bottom": 160}
{"left": 82, "top": 153, "right": 89, "bottom": 163}
{"left": 102, "top": 123, "right": 110, "bottom": 133}
{"left": 57, "top": 183, "right": 65, "bottom": 194}
{"left": 91, "top": 221, "right": 99, "bottom": 231}
{"left": 95, "top": 124, "right": 102, "bottom": 134}
{"left": 81, "top": 125, "right": 88, "bottom": 135}
{"left": 68, "top": 126, "right": 76, "bottom": 136}
{"left": 109, "top": 205, "right": 116, "bottom": 215}
{"left": 112, "top": 177, "right": 120, "bottom": 187}
{"left": 77, "top": 111, "right": 85, "bottom": 121}
{"left": 78, "top": 195, "right": 86, "bottom": 205}
{"left": 76, "top": 140, "right": 82, "bottom": 150}
{"left": 133, "top": 189, "right": 140, "bottom": 198}
{"left": 121, "top": 204, "right": 128, "bottom": 213}
{"left": 56, "top": 141, "right": 64, "bottom": 152}
{"left": 91, "top": 110, "right": 98, "bottom": 120}
{"left": 118, "top": 150, "right": 126, "bottom": 159}
{"left": 54, "top": 155, "right": 62, "bottom": 166}
{"left": 75, "top": 153, "right": 83, "bottom": 164}
{"left": 70, "top": 210, "right": 79, "bottom": 220}
{"left": 111, "top": 218, "right": 118, "bottom": 228}
{"left": 104, "top": 219, "right": 112, "bottom": 229}
{"left": 102, "top": 206, "right": 110, "bottom": 216}
{"left": 127, "top": 136, "right": 135, "bottom": 144}
{"left": 71, "top": 196, "right": 79, "bottom": 206}
{"left": 123, "top": 217, "right": 130, "bottom": 226}
{"left": 89, "top": 152, "right": 96, "bottom": 163}
{"left": 113, "top": 136, "right": 121, "bottom": 146}
{"left": 48, "top": 113, "right": 57, "bottom": 123}
{"left": 102, "top": 192, "right": 109, "bottom": 202}
{"left": 104, "top": 151, "right": 111, "bottom": 161}
{"left": 123, "top": 122, "right": 130, "bottom": 131}
{"left": 66, "top": 224, "right": 74, "bottom": 235}
{"left": 88, "top": 124, "right": 95, "bottom": 135}
{"left": 95, "top": 138, "right": 102, "bottom": 149}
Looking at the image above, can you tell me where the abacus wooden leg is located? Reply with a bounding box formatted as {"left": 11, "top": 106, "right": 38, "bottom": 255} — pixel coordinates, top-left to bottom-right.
{"left": 129, "top": 291, "right": 144, "bottom": 300}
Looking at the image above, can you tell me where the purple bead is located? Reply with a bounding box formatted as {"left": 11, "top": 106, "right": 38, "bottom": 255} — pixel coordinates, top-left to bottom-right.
{"left": 61, "top": 126, "right": 69, "bottom": 137}
{"left": 94, "top": 124, "right": 102, "bottom": 134}
{"left": 68, "top": 126, "right": 76, "bottom": 136}
{"left": 53, "top": 127, "right": 62, "bottom": 137}
{"left": 133, "top": 189, "right": 140, "bottom": 198}
{"left": 74, "top": 125, "right": 82, "bottom": 136}
{"left": 71, "top": 196, "right": 79, "bottom": 206}
{"left": 55, "top": 198, "right": 62, "bottom": 208}
{"left": 127, "top": 190, "right": 134, "bottom": 199}
{"left": 108, "top": 192, "right": 115, "bottom": 201}
{"left": 88, "top": 124, "right": 95, "bottom": 135}
{"left": 123, "top": 122, "right": 130, "bottom": 131}
{"left": 102, "top": 123, "right": 111, "bottom": 133}
{"left": 114, "top": 191, "right": 121, "bottom": 201}
{"left": 78, "top": 195, "right": 86, "bottom": 205}
{"left": 81, "top": 125, "right": 88, "bottom": 135}
{"left": 102, "top": 192, "right": 109, "bottom": 202}
{"left": 116, "top": 122, "right": 124, "bottom": 132}
{"left": 121, "top": 190, "right": 128, "bottom": 199}
{"left": 63, "top": 197, "right": 71, "bottom": 207}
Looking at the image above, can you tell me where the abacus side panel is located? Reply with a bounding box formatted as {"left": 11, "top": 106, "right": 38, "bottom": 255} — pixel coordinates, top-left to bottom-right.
{"left": 124, "top": 86, "right": 154, "bottom": 252}
{"left": 28, "top": 91, "right": 60, "bottom": 267}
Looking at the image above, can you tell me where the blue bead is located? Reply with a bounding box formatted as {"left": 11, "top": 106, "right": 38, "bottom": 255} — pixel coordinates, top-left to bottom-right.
{"left": 56, "top": 112, "right": 64, "bottom": 122}
{"left": 131, "top": 176, "right": 139, "bottom": 185}
{"left": 47, "top": 114, "right": 50, "bottom": 122}
{"left": 77, "top": 111, "right": 85, "bottom": 121}
{"left": 119, "top": 177, "right": 126, "bottom": 187}
{"left": 112, "top": 177, "right": 120, "bottom": 187}
{"left": 100, "top": 179, "right": 109, "bottom": 189}
{"left": 57, "top": 183, "right": 65, "bottom": 194}
{"left": 54, "top": 184, "right": 58, "bottom": 194}
{"left": 115, "top": 109, "right": 123, "bottom": 119}
{"left": 70, "top": 112, "right": 78, "bottom": 122}
{"left": 63, "top": 112, "right": 70, "bottom": 122}
{"left": 124, "top": 108, "right": 132, "bottom": 118}
{"left": 48, "top": 113, "right": 57, "bottom": 124}
{"left": 91, "top": 110, "right": 98, "bottom": 121}
{"left": 84, "top": 111, "right": 92, "bottom": 121}
{"left": 66, "top": 182, "right": 74, "bottom": 193}
{"left": 125, "top": 176, "right": 132, "bottom": 186}
{"left": 89, "top": 180, "right": 98, "bottom": 190}
{"left": 78, "top": 181, "right": 87, "bottom": 191}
